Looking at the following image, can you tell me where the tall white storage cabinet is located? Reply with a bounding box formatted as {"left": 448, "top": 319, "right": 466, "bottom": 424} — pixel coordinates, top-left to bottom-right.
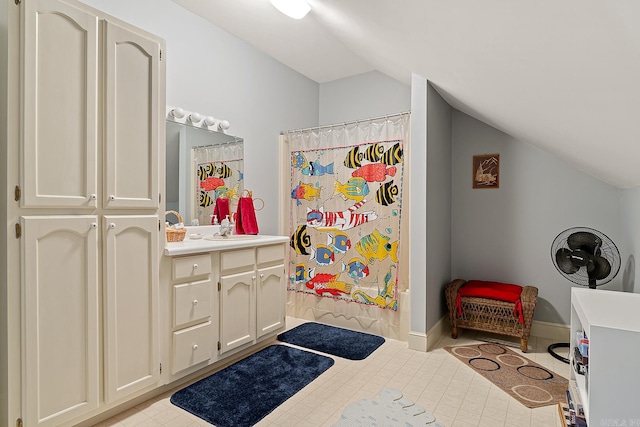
{"left": 5, "top": 0, "right": 166, "bottom": 426}
{"left": 570, "top": 288, "right": 640, "bottom": 426}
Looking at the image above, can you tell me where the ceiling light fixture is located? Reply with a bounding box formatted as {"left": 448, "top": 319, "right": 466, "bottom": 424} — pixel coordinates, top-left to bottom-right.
{"left": 270, "top": 0, "right": 310, "bottom": 19}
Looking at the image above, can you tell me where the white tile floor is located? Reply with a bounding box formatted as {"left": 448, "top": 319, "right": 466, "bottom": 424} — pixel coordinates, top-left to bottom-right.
{"left": 95, "top": 317, "right": 567, "bottom": 427}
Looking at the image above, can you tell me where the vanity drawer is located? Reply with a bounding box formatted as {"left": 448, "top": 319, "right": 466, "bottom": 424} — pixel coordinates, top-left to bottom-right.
{"left": 220, "top": 248, "right": 254, "bottom": 273}
{"left": 172, "top": 321, "right": 213, "bottom": 374}
{"left": 173, "top": 254, "right": 211, "bottom": 281}
{"left": 257, "top": 244, "right": 285, "bottom": 267}
{"left": 174, "top": 280, "right": 211, "bottom": 328}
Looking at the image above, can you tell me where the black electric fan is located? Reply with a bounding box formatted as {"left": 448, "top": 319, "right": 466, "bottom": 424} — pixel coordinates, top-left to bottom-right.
{"left": 548, "top": 227, "right": 621, "bottom": 362}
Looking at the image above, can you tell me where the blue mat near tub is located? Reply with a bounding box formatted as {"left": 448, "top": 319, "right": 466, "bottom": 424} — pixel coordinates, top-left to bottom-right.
{"left": 170, "top": 345, "right": 334, "bottom": 427}
{"left": 277, "top": 322, "right": 385, "bottom": 360}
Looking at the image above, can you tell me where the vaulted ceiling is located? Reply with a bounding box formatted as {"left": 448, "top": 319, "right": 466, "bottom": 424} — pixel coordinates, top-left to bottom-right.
{"left": 174, "top": 0, "right": 640, "bottom": 189}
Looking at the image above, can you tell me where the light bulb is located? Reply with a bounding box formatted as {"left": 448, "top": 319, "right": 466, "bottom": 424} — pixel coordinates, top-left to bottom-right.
{"left": 170, "top": 107, "right": 185, "bottom": 119}
{"left": 188, "top": 112, "right": 202, "bottom": 124}
{"left": 270, "top": 0, "right": 310, "bottom": 19}
{"left": 218, "top": 120, "right": 230, "bottom": 131}
{"left": 204, "top": 116, "right": 216, "bottom": 127}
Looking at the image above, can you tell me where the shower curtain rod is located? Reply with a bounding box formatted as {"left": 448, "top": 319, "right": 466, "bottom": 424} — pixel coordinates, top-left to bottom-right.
{"left": 281, "top": 111, "right": 410, "bottom": 135}
{"left": 192, "top": 139, "right": 243, "bottom": 149}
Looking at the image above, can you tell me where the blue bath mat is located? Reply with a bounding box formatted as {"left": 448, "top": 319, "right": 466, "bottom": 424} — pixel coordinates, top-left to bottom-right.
{"left": 277, "top": 322, "right": 385, "bottom": 360}
{"left": 170, "top": 345, "right": 334, "bottom": 427}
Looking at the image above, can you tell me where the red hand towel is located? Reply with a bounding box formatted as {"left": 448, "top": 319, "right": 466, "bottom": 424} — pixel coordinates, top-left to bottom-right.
{"left": 235, "top": 196, "right": 259, "bottom": 235}
{"left": 213, "top": 197, "right": 230, "bottom": 224}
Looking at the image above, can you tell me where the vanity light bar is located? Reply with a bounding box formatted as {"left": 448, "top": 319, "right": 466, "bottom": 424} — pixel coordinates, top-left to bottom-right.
{"left": 166, "top": 105, "right": 230, "bottom": 133}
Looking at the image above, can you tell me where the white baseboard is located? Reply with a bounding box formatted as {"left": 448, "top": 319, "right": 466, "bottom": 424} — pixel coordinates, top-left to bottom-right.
{"left": 531, "top": 319, "right": 570, "bottom": 342}
{"left": 408, "top": 331, "right": 427, "bottom": 352}
{"left": 409, "top": 315, "right": 449, "bottom": 352}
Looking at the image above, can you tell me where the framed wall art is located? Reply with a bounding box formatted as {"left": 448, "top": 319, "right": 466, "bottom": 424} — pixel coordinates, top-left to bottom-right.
{"left": 472, "top": 154, "right": 499, "bottom": 189}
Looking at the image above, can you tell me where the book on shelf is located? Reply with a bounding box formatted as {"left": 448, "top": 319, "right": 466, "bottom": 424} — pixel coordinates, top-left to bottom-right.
{"left": 568, "top": 380, "right": 585, "bottom": 417}
{"left": 562, "top": 388, "right": 587, "bottom": 427}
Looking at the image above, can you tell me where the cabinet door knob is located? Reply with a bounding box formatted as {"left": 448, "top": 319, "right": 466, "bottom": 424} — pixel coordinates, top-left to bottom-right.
{"left": 193, "top": 263, "right": 198, "bottom": 269}
{"left": 90, "top": 223, "right": 97, "bottom": 229}
{"left": 109, "top": 223, "right": 116, "bottom": 229}
{"left": 109, "top": 195, "right": 116, "bottom": 201}
{"left": 193, "top": 299, "right": 198, "bottom": 305}
{"left": 192, "top": 344, "right": 198, "bottom": 351}
{"left": 89, "top": 193, "right": 97, "bottom": 200}
{"left": 260, "top": 274, "right": 264, "bottom": 279}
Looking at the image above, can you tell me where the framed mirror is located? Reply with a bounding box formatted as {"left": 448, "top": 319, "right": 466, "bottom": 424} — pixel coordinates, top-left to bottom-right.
{"left": 166, "top": 120, "right": 244, "bottom": 225}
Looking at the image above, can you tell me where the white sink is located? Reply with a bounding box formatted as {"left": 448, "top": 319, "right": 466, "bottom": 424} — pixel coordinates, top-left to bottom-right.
{"left": 185, "top": 225, "right": 221, "bottom": 235}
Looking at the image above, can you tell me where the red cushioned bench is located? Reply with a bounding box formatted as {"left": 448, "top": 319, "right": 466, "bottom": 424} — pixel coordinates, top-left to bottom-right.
{"left": 445, "top": 279, "right": 538, "bottom": 352}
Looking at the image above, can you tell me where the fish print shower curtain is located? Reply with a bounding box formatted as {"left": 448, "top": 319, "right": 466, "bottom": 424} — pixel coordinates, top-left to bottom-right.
{"left": 192, "top": 143, "right": 244, "bottom": 226}
{"left": 285, "top": 113, "right": 409, "bottom": 310}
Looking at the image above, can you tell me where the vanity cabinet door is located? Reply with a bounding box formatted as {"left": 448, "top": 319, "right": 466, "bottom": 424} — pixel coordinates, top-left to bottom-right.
{"left": 256, "top": 264, "right": 286, "bottom": 339}
{"left": 219, "top": 270, "right": 256, "bottom": 354}
{"left": 103, "top": 215, "right": 159, "bottom": 403}
{"left": 21, "top": 0, "right": 99, "bottom": 208}
{"left": 103, "top": 20, "right": 160, "bottom": 209}
{"left": 21, "top": 216, "right": 100, "bottom": 427}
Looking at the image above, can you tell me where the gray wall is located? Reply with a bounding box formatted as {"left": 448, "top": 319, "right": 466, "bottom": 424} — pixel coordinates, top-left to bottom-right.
{"left": 620, "top": 188, "right": 640, "bottom": 293}
{"left": 425, "top": 83, "right": 452, "bottom": 330}
{"left": 409, "top": 77, "right": 452, "bottom": 338}
{"left": 409, "top": 75, "right": 428, "bottom": 337}
{"left": 80, "top": 0, "right": 319, "bottom": 234}
{"left": 319, "top": 70, "right": 410, "bottom": 125}
{"left": 451, "top": 110, "right": 623, "bottom": 325}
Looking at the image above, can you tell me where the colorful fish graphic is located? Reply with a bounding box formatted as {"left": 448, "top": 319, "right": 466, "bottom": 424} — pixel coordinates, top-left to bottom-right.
{"left": 197, "top": 165, "right": 208, "bottom": 181}
{"left": 291, "top": 182, "right": 321, "bottom": 206}
{"left": 333, "top": 178, "right": 370, "bottom": 202}
{"left": 199, "top": 191, "right": 214, "bottom": 207}
{"left": 351, "top": 163, "right": 397, "bottom": 182}
{"left": 355, "top": 229, "right": 399, "bottom": 264}
{"left": 225, "top": 183, "right": 240, "bottom": 201}
{"left": 309, "top": 245, "right": 335, "bottom": 266}
{"left": 237, "top": 170, "right": 244, "bottom": 180}
{"left": 215, "top": 186, "right": 230, "bottom": 199}
{"left": 292, "top": 152, "right": 308, "bottom": 169}
{"left": 200, "top": 177, "right": 225, "bottom": 191}
{"left": 342, "top": 258, "right": 370, "bottom": 280}
{"left": 294, "top": 264, "right": 311, "bottom": 283}
{"left": 381, "top": 143, "right": 403, "bottom": 166}
{"left": 375, "top": 181, "right": 399, "bottom": 206}
{"left": 301, "top": 160, "right": 334, "bottom": 176}
{"left": 344, "top": 146, "right": 363, "bottom": 169}
{"left": 197, "top": 162, "right": 216, "bottom": 181}
{"left": 363, "top": 143, "right": 385, "bottom": 162}
{"left": 315, "top": 281, "right": 353, "bottom": 296}
{"left": 306, "top": 201, "right": 377, "bottom": 231}
{"left": 352, "top": 265, "right": 397, "bottom": 308}
{"left": 216, "top": 163, "right": 233, "bottom": 178}
{"left": 305, "top": 272, "right": 340, "bottom": 290}
{"left": 290, "top": 225, "right": 311, "bottom": 255}
{"left": 327, "top": 232, "right": 351, "bottom": 254}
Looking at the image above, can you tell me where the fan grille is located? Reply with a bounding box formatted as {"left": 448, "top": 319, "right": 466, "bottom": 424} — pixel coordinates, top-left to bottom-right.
{"left": 551, "top": 227, "right": 620, "bottom": 287}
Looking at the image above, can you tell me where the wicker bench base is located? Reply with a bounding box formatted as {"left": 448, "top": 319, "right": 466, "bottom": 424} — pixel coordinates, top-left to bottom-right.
{"left": 445, "top": 279, "right": 538, "bottom": 352}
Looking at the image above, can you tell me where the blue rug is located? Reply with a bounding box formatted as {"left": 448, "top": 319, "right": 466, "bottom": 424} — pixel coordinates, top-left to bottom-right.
{"left": 170, "top": 345, "right": 334, "bottom": 427}
{"left": 277, "top": 322, "right": 385, "bottom": 360}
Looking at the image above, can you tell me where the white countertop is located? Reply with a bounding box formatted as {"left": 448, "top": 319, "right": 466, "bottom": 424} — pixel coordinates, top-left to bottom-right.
{"left": 164, "top": 227, "right": 289, "bottom": 256}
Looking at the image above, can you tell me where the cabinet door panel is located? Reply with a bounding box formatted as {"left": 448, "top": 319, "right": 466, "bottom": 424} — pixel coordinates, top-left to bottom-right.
{"left": 219, "top": 271, "right": 256, "bottom": 353}
{"left": 103, "top": 215, "right": 159, "bottom": 402}
{"left": 22, "top": 0, "right": 98, "bottom": 207}
{"left": 257, "top": 264, "right": 286, "bottom": 338}
{"left": 22, "top": 216, "right": 99, "bottom": 427}
{"left": 104, "top": 20, "right": 160, "bottom": 209}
